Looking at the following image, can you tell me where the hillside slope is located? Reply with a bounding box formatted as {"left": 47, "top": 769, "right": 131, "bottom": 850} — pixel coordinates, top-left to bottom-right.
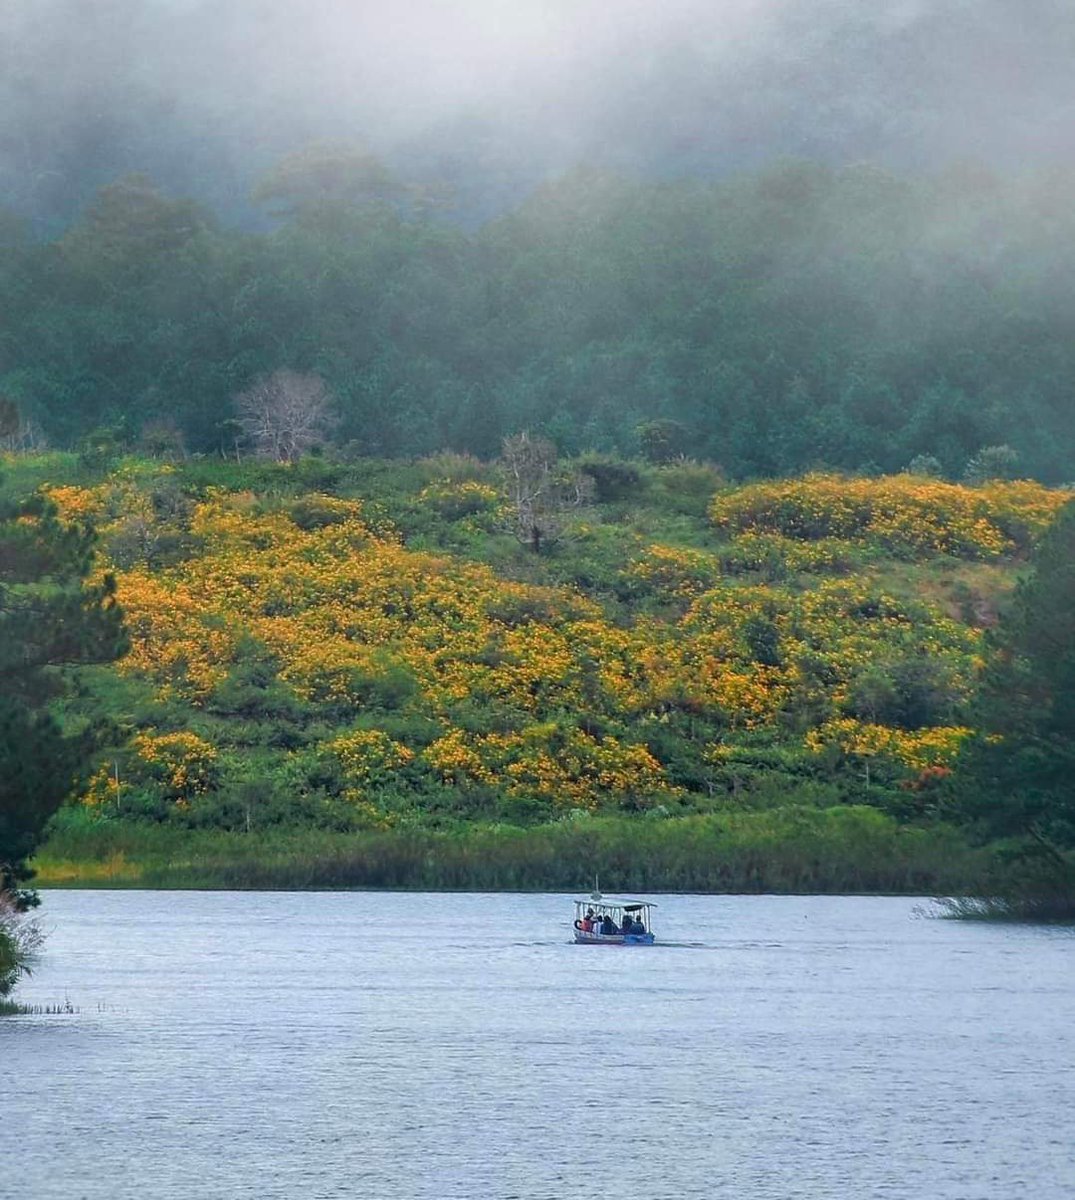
{"left": 10, "top": 452, "right": 1068, "bottom": 890}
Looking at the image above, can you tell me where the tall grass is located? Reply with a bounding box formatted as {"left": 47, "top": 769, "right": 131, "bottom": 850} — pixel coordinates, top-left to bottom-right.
{"left": 932, "top": 862, "right": 1075, "bottom": 922}
{"left": 36, "top": 808, "right": 987, "bottom": 894}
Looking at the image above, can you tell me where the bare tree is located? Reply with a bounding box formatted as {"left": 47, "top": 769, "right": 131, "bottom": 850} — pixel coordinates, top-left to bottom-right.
{"left": 0, "top": 398, "right": 48, "bottom": 453}
{"left": 234, "top": 369, "right": 338, "bottom": 463}
{"left": 500, "top": 431, "right": 591, "bottom": 553}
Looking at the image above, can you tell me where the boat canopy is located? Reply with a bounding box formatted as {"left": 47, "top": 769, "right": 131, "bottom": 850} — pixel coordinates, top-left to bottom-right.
{"left": 573, "top": 898, "right": 656, "bottom": 912}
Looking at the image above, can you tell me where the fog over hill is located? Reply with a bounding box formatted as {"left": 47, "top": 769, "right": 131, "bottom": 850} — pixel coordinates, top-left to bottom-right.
{"left": 3, "top": 0, "right": 1075, "bottom": 228}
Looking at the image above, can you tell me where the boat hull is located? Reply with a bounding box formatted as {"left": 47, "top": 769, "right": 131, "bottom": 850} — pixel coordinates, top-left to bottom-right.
{"left": 573, "top": 930, "right": 655, "bottom": 945}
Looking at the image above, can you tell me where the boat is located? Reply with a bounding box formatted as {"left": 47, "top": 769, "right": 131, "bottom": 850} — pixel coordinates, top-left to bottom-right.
{"left": 572, "top": 887, "right": 656, "bottom": 945}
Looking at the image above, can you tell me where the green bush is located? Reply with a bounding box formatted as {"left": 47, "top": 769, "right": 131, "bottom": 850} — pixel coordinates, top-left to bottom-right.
{"left": 0, "top": 902, "right": 42, "bottom": 997}
{"left": 577, "top": 455, "right": 645, "bottom": 503}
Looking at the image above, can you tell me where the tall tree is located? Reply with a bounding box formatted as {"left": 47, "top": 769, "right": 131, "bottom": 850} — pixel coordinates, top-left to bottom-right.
{"left": 252, "top": 142, "right": 401, "bottom": 225}
{"left": 950, "top": 501, "right": 1075, "bottom": 910}
{"left": 499, "top": 432, "right": 589, "bottom": 553}
{"left": 234, "top": 369, "right": 338, "bottom": 463}
{"left": 0, "top": 479, "right": 127, "bottom": 905}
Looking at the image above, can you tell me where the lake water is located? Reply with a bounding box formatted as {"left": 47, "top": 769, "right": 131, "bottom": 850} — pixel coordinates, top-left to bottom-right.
{"left": 4, "top": 892, "right": 1073, "bottom": 1200}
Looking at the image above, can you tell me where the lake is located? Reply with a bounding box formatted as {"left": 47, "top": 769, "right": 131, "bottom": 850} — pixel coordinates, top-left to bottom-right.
{"left": 4, "top": 892, "right": 1073, "bottom": 1199}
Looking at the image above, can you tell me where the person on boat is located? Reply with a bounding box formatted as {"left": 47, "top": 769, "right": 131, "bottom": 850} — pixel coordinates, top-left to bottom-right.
{"left": 620, "top": 914, "right": 634, "bottom": 935}
{"left": 579, "top": 913, "right": 593, "bottom": 933}
{"left": 630, "top": 916, "right": 646, "bottom": 935}
{"left": 600, "top": 914, "right": 616, "bottom": 935}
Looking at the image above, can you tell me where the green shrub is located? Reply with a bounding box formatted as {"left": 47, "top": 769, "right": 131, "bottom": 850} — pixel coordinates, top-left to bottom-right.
{"left": 653, "top": 460, "right": 725, "bottom": 516}
{"left": 577, "top": 455, "right": 645, "bottom": 503}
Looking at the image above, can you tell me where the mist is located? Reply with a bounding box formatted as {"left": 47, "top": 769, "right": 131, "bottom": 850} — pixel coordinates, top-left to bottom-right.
{"left": 4, "top": 0, "right": 1075, "bottom": 227}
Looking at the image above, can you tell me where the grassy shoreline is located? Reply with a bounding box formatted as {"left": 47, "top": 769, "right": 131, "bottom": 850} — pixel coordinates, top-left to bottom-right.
{"left": 33, "top": 808, "right": 990, "bottom": 894}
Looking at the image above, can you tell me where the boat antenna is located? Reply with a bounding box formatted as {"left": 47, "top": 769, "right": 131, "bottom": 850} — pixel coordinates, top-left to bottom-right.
{"left": 590, "top": 874, "right": 602, "bottom": 901}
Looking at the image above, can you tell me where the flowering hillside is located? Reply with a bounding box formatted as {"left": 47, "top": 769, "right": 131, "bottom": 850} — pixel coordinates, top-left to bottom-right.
{"left": 28, "top": 457, "right": 1066, "bottom": 847}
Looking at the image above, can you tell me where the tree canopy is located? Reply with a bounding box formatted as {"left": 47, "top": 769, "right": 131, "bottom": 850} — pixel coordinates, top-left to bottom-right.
{"left": 4, "top": 161, "right": 1075, "bottom": 481}
{"left": 0, "top": 478, "right": 127, "bottom": 903}
{"left": 953, "top": 502, "right": 1075, "bottom": 848}
{"left": 948, "top": 500, "right": 1075, "bottom": 913}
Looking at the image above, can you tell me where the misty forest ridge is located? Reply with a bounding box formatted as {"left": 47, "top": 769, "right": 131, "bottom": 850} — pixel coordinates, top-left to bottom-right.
{"left": 3, "top": 2, "right": 1075, "bottom": 481}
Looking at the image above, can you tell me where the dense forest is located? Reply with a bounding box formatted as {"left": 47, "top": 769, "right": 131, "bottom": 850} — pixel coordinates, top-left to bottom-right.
{"left": 3, "top": 158, "right": 1075, "bottom": 482}
{"left": 4, "top": 2, "right": 1075, "bottom": 483}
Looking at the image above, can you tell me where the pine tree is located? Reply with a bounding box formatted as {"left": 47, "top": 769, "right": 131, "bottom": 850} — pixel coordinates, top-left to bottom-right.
{"left": 0, "top": 485, "right": 127, "bottom": 905}
{"left": 951, "top": 500, "right": 1075, "bottom": 912}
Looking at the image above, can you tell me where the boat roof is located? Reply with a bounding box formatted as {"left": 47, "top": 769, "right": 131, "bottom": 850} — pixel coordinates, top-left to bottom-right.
{"left": 574, "top": 897, "right": 657, "bottom": 910}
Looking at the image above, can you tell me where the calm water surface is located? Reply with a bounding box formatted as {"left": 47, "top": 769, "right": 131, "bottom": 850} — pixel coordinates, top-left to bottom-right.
{"left": 4, "top": 891, "right": 1073, "bottom": 1199}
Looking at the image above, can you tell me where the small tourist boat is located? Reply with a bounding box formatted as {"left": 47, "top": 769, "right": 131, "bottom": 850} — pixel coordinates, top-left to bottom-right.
{"left": 573, "top": 889, "right": 656, "bottom": 945}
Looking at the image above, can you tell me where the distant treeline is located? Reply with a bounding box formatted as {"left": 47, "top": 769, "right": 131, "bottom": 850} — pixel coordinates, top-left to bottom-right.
{"left": 4, "top": 156, "right": 1075, "bottom": 480}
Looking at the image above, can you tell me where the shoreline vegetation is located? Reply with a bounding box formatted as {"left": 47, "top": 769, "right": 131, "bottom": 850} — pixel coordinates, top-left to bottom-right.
{"left": 35, "top": 809, "right": 986, "bottom": 894}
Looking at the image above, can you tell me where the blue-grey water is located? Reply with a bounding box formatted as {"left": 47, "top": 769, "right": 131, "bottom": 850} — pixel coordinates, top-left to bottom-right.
{"left": 4, "top": 891, "right": 1073, "bottom": 1200}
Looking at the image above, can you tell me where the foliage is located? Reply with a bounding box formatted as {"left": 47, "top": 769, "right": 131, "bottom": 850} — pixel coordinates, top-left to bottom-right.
{"left": 636, "top": 420, "right": 691, "bottom": 464}
{"left": 947, "top": 501, "right": 1075, "bottom": 913}
{"left": 623, "top": 545, "right": 722, "bottom": 603}
{"left": 0, "top": 894, "right": 43, "bottom": 998}
{"left": 251, "top": 141, "right": 402, "bottom": 220}
{"left": 0, "top": 482, "right": 127, "bottom": 902}
{"left": 7, "top": 162, "right": 1075, "bottom": 482}
{"left": 963, "top": 445, "right": 1020, "bottom": 484}
{"left": 5, "top": 453, "right": 1066, "bottom": 899}
{"left": 577, "top": 456, "right": 644, "bottom": 503}
{"left": 906, "top": 455, "right": 943, "bottom": 478}
{"left": 36, "top": 809, "right": 984, "bottom": 895}
{"left": 22, "top": 459, "right": 1044, "bottom": 838}
{"left": 709, "top": 474, "right": 1070, "bottom": 560}
{"left": 952, "top": 502, "right": 1075, "bottom": 843}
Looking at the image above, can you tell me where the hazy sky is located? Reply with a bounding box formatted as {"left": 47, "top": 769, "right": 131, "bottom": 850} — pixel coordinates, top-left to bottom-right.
{"left": 4, "top": 0, "right": 1075, "bottom": 224}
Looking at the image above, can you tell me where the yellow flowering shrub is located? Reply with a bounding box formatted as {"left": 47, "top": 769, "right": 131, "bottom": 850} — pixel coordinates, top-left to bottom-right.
{"left": 623, "top": 544, "right": 721, "bottom": 600}
{"left": 46, "top": 484, "right": 110, "bottom": 523}
{"left": 323, "top": 730, "right": 414, "bottom": 796}
{"left": 49, "top": 466, "right": 1018, "bottom": 809}
{"left": 131, "top": 731, "right": 219, "bottom": 800}
{"left": 119, "top": 570, "right": 241, "bottom": 699}
{"left": 326, "top": 729, "right": 413, "bottom": 775}
{"left": 720, "top": 532, "right": 862, "bottom": 574}
{"left": 671, "top": 578, "right": 979, "bottom": 723}
{"left": 81, "top": 765, "right": 119, "bottom": 808}
{"left": 417, "top": 479, "right": 502, "bottom": 522}
{"left": 805, "top": 719, "right": 972, "bottom": 770}
{"left": 425, "top": 724, "right": 678, "bottom": 809}
{"left": 709, "top": 474, "right": 1071, "bottom": 559}
{"left": 424, "top": 729, "right": 491, "bottom": 785}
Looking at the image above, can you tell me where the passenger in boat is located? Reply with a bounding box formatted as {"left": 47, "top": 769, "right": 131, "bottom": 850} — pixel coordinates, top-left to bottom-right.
{"left": 630, "top": 916, "right": 646, "bottom": 935}
{"left": 579, "top": 914, "right": 592, "bottom": 932}
{"left": 600, "top": 914, "right": 616, "bottom": 936}
{"left": 620, "top": 914, "right": 634, "bottom": 935}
